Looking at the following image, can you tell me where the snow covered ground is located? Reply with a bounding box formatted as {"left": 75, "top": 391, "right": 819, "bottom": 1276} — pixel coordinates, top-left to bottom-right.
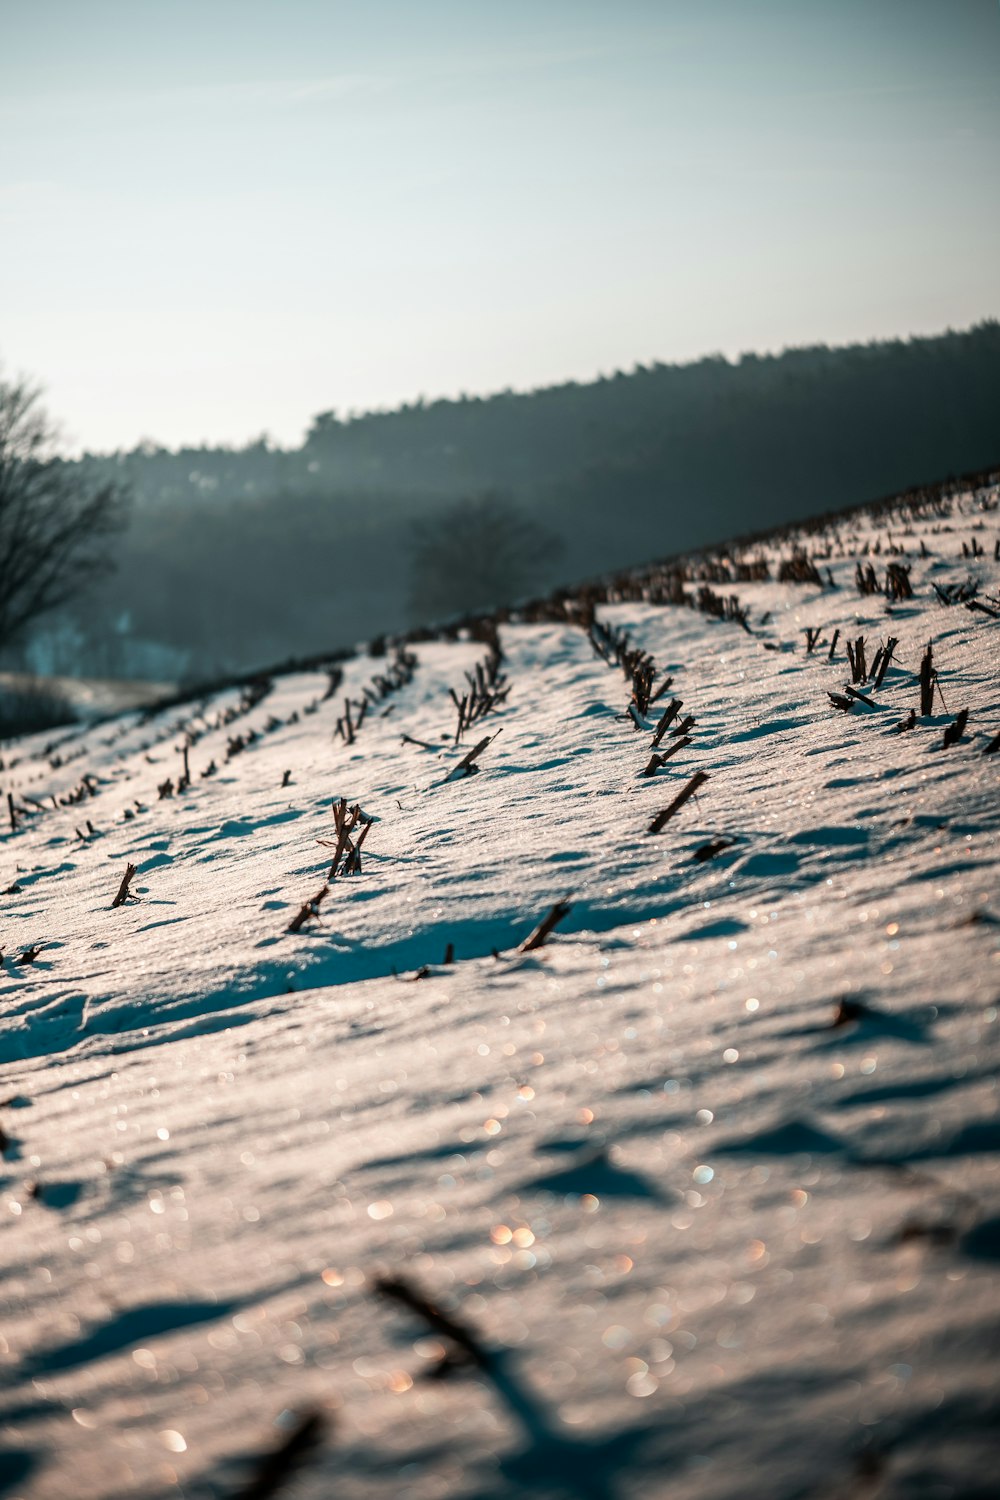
{"left": 1, "top": 485, "right": 998, "bottom": 1499}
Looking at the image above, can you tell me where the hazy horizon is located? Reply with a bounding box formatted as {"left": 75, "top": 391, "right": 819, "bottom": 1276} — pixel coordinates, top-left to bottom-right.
{"left": 21, "top": 317, "right": 1000, "bottom": 461}
{"left": 2, "top": 0, "right": 998, "bottom": 454}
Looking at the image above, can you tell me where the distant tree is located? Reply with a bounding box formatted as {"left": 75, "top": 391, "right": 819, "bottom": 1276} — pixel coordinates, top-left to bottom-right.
{"left": 407, "top": 490, "right": 563, "bottom": 622}
{"left": 0, "top": 369, "right": 127, "bottom": 653}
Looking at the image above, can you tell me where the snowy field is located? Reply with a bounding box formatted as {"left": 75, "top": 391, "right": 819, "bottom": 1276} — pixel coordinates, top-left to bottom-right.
{"left": 1, "top": 485, "right": 998, "bottom": 1499}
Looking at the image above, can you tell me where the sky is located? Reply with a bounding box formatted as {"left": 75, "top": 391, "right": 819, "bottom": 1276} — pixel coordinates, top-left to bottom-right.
{"left": 1, "top": 0, "right": 998, "bottom": 454}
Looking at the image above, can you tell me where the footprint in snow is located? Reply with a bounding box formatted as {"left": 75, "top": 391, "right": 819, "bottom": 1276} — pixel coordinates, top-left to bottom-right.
{"left": 713, "top": 1117, "right": 847, "bottom": 1161}
{"left": 527, "top": 1147, "right": 665, "bottom": 1203}
{"left": 22, "top": 1298, "right": 243, "bottom": 1378}
{"left": 0, "top": 1449, "right": 36, "bottom": 1491}
{"left": 209, "top": 819, "right": 257, "bottom": 840}
{"left": 777, "top": 999, "right": 933, "bottom": 1046}
{"left": 29, "top": 1179, "right": 86, "bottom": 1211}
{"left": 136, "top": 851, "right": 173, "bottom": 873}
{"left": 677, "top": 915, "right": 748, "bottom": 942}
{"left": 961, "top": 1215, "right": 1000, "bottom": 1263}
{"left": 739, "top": 850, "right": 801, "bottom": 877}
{"left": 790, "top": 825, "right": 869, "bottom": 848}
{"left": 890, "top": 1118, "right": 1000, "bottom": 1165}
{"left": 729, "top": 716, "right": 806, "bottom": 743}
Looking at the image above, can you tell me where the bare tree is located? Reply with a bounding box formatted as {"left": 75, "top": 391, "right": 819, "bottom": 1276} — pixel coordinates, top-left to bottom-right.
{"left": 0, "top": 369, "right": 127, "bottom": 653}
{"left": 407, "top": 490, "right": 563, "bottom": 622}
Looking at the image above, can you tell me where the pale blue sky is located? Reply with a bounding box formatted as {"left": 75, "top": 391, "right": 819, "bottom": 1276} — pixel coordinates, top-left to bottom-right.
{"left": 1, "top": 0, "right": 997, "bottom": 453}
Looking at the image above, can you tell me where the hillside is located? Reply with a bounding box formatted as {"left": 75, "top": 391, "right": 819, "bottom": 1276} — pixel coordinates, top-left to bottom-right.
{"left": 12, "top": 321, "right": 1000, "bottom": 683}
{"left": 1, "top": 478, "right": 999, "bottom": 1498}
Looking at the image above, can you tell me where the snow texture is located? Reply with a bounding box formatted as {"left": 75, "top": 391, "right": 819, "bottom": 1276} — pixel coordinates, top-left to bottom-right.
{"left": 1, "top": 486, "right": 998, "bottom": 1499}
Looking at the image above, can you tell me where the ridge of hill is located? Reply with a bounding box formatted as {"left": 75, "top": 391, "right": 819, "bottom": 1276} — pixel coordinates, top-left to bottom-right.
{"left": 18, "top": 320, "right": 999, "bottom": 682}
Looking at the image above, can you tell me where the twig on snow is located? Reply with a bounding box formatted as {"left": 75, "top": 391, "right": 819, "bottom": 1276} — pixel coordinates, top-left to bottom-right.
{"left": 519, "top": 898, "right": 572, "bottom": 953}
{"left": 232, "top": 1409, "right": 329, "bottom": 1500}
{"left": 444, "top": 729, "right": 502, "bottom": 783}
{"left": 942, "top": 709, "right": 969, "bottom": 749}
{"left": 111, "top": 863, "right": 137, "bottom": 908}
{"left": 287, "top": 883, "right": 330, "bottom": 934}
{"left": 647, "top": 771, "right": 709, "bottom": 834}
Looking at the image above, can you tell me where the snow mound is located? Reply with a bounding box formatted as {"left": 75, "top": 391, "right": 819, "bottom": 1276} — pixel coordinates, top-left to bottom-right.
{"left": 1, "top": 484, "right": 998, "bottom": 1498}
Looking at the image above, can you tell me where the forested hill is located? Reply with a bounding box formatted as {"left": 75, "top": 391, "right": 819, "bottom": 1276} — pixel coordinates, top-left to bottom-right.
{"left": 301, "top": 321, "right": 1000, "bottom": 517}
{"left": 24, "top": 320, "right": 1000, "bottom": 681}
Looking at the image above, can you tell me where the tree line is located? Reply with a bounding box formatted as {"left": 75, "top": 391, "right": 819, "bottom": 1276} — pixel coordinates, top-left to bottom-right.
{"left": 2, "top": 320, "right": 998, "bottom": 683}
